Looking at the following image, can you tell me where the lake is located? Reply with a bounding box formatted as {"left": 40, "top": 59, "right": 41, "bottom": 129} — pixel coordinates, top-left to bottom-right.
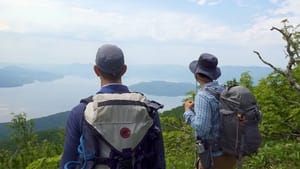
{"left": 0, "top": 76, "right": 185, "bottom": 123}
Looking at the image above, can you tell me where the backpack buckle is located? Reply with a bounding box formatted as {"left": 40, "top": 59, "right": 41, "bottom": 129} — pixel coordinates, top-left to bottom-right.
{"left": 117, "top": 148, "right": 133, "bottom": 169}
{"left": 237, "top": 113, "right": 245, "bottom": 121}
{"left": 118, "top": 158, "right": 133, "bottom": 169}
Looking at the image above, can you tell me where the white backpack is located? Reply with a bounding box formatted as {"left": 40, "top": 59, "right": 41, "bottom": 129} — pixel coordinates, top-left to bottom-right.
{"left": 74, "top": 92, "right": 159, "bottom": 169}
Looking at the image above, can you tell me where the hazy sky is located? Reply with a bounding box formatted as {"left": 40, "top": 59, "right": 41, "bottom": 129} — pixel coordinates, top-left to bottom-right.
{"left": 0, "top": 0, "right": 299, "bottom": 67}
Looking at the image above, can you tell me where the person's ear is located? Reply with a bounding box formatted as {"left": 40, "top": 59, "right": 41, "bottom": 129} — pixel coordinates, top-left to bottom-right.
{"left": 195, "top": 73, "right": 200, "bottom": 81}
{"left": 195, "top": 73, "right": 205, "bottom": 83}
{"left": 120, "top": 64, "right": 127, "bottom": 76}
{"left": 93, "top": 65, "right": 101, "bottom": 77}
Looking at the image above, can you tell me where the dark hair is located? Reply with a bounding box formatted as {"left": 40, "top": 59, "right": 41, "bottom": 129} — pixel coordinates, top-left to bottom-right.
{"left": 97, "top": 67, "right": 122, "bottom": 81}
{"left": 197, "top": 73, "right": 212, "bottom": 82}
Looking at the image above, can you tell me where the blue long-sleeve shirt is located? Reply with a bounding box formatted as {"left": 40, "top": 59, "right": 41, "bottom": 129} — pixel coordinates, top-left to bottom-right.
{"left": 183, "top": 81, "right": 223, "bottom": 156}
{"left": 60, "top": 83, "right": 165, "bottom": 169}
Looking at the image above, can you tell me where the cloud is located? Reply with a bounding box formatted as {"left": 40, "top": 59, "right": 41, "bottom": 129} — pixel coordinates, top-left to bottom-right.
{"left": 271, "top": 0, "right": 300, "bottom": 17}
{"left": 269, "top": 0, "right": 279, "bottom": 4}
{"left": 0, "top": 0, "right": 230, "bottom": 42}
{"left": 0, "top": 0, "right": 296, "bottom": 45}
{"left": 0, "top": 0, "right": 298, "bottom": 67}
{"left": 0, "top": 21, "right": 10, "bottom": 31}
{"left": 0, "top": 0, "right": 68, "bottom": 33}
{"left": 193, "top": 0, "right": 222, "bottom": 6}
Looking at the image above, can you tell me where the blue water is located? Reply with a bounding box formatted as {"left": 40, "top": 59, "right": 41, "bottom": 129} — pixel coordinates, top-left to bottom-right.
{"left": 0, "top": 76, "right": 184, "bottom": 122}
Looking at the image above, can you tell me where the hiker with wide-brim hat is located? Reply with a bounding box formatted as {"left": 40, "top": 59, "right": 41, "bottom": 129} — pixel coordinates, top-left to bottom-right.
{"left": 183, "top": 53, "right": 236, "bottom": 169}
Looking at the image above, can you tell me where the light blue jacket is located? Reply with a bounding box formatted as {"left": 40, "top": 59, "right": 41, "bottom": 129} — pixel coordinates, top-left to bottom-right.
{"left": 183, "top": 81, "right": 224, "bottom": 156}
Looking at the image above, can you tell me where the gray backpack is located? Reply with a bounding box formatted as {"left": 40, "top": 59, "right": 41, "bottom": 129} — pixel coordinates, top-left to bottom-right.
{"left": 207, "top": 85, "right": 262, "bottom": 158}
{"left": 218, "top": 85, "right": 262, "bottom": 158}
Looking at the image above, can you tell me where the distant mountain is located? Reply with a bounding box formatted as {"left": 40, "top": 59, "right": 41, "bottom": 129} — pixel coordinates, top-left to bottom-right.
{"left": 129, "top": 81, "right": 194, "bottom": 96}
{"left": 0, "top": 66, "right": 63, "bottom": 87}
{"left": 0, "top": 63, "right": 272, "bottom": 87}
{"left": 20, "top": 63, "right": 95, "bottom": 78}
{"left": 125, "top": 65, "right": 272, "bottom": 85}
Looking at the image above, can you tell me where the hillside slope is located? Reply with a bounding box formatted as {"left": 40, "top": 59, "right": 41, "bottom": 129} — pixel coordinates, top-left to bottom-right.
{"left": 0, "top": 111, "right": 68, "bottom": 141}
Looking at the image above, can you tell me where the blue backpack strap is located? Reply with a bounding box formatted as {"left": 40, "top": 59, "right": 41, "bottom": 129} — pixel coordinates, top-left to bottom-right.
{"left": 64, "top": 96, "right": 95, "bottom": 169}
{"left": 64, "top": 136, "right": 96, "bottom": 169}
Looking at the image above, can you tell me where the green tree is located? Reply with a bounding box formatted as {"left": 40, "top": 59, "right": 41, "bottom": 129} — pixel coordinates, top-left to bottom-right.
{"left": 161, "top": 113, "right": 195, "bottom": 169}
{"left": 226, "top": 78, "right": 239, "bottom": 86}
{"left": 6, "top": 113, "right": 39, "bottom": 168}
{"left": 239, "top": 71, "right": 254, "bottom": 89}
{"left": 242, "top": 19, "right": 300, "bottom": 169}
{"left": 26, "top": 155, "right": 61, "bottom": 169}
{"left": 0, "top": 113, "right": 63, "bottom": 169}
{"left": 253, "top": 20, "right": 300, "bottom": 139}
{"left": 254, "top": 70, "right": 300, "bottom": 139}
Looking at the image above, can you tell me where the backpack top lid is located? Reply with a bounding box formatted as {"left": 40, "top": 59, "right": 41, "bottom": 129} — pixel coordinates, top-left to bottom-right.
{"left": 220, "top": 85, "right": 258, "bottom": 115}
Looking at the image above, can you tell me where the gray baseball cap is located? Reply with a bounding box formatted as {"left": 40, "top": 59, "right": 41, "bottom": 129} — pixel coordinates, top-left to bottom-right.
{"left": 189, "top": 53, "right": 221, "bottom": 80}
{"left": 95, "top": 44, "right": 124, "bottom": 76}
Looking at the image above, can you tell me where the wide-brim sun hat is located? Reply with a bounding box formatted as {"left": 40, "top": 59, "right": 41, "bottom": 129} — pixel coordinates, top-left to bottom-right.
{"left": 189, "top": 53, "right": 221, "bottom": 80}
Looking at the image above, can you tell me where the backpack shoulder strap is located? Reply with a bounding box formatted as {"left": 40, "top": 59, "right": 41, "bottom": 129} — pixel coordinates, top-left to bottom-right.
{"left": 204, "top": 85, "right": 228, "bottom": 100}
{"left": 145, "top": 100, "right": 164, "bottom": 114}
{"left": 81, "top": 92, "right": 164, "bottom": 111}
{"left": 204, "top": 87, "right": 222, "bottom": 100}
{"left": 80, "top": 95, "right": 93, "bottom": 105}
{"left": 129, "top": 91, "right": 164, "bottom": 112}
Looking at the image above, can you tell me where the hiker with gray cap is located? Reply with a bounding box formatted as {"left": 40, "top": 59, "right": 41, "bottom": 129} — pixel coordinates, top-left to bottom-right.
{"left": 60, "top": 44, "right": 166, "bottom": 169}
{"left": 183, "top": 53, "right": 236, "bottom": 169}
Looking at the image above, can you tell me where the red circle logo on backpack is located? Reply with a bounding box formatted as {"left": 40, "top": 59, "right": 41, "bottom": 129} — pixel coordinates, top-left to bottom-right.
{"left": 120, "top": 127, "right": 131, "bottom": 138}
